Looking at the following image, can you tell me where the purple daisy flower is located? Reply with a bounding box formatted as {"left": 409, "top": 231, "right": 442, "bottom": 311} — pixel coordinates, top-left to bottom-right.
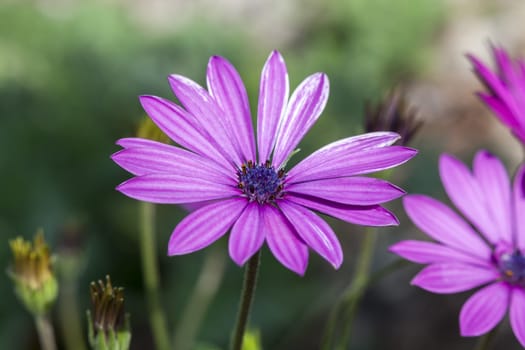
{"left": 112, "top": 50, "right": 416, "bottom": 275}
{"left": 391, "top": 151, "right": 525, "bottom": 346}
{"left": 468, "top": 46, "right": 525, "bottom": 144}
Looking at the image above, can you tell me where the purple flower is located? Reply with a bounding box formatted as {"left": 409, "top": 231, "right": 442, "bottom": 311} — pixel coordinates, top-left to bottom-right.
{"left": 391, "top": 151, "right": 525, "bottom": 346}
{"left": 468, "top": 46, "right": 525, "bottom": 144}
{"left": 112, "top": 51, "right": 416, "bottom": 275}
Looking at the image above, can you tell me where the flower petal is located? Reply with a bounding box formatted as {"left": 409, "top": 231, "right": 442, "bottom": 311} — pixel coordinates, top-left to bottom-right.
{"left": 514, "top": 164, "right": 525, "bottom": 250}
{"left": 459, "top": 282, "right": 509, "bottom": 336}
{"left": 229, "top": 203, "right": 265, "bottom": 266}
{"left": 207, "top": 56, "right": 255, "bottom": 161}
{"left": 411, "top": 263, "right": 498, "bottom": 294}
{"left": 278, "top": 200, "right": 343, "bottom": 269}
{"left": 168, "top": 74, "right": 242, "bottom": 164}
{"left": 117, "top": 174, "right": 238, "bottom": 204}
{"left": 287, "top": 176, "right": 404, "bottom": 206}
{"left": 439, "top": 153, "right": 498, "bottom": 243}
{"left": 473, "top": 150, "right": 512, "bottom": 244}
{"left": 112, "top": 141, "right": 233, "bottom": 180}
{"left": 263, "top": 205, "right": 309, "bottom": 275}
{"left": 403, "top": 195, "right": 491, "bottom": 259}
{"left": 168, "top": 198, "right": 247, "bottom": 255}
{"left": 257, "top": 50, "right": 289, "bottom": 163}
{"left": 272, "top": 73, "right": 329, "bottom": 168}
{"left": 286, "top": 193, "right": 399, "bottom": 226}
{"left": 139, "top": 96, "right": 226, "bottom": 163}
{"left": 510, "top": 287, "right": 525, "bottom": 347}
{"left": 390, "top": 240, "right": 489, "bottom": 265}
{"left": 288, "top": 145, "right": 417, "bottom": 183}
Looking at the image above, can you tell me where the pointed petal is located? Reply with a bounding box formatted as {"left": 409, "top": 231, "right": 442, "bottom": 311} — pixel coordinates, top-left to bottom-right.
{"left": 510, "top": 287, "right": 525, "bottom": 347}
{"left": 514, "top": 164, "right": 525, "bottom": 250}
{"left": 112, "top": 141, "right": 233, "bottom": 180}
{"left": 390, "top": 240, "right": 489, "bottom": 265}
{"left": 272, "top": 73, "right": 329, "bottom": 168}
{"left": 257, "top": 50, "right": 289, "bottom": 162}
{"left": 439, "top": 153, "right": 498, "bottom": 243}
{"left": 473, "top": 150, "right": 512, "bottom": 244}
{"left": 403, "top": 195, "right": 491, "bottom": 260}
{"left": 263, "top": 205, "right": 308, "bottom": 275}
{"left": 168, "top": 198, "right": 247, "bottom": 255}
{"left": 139, "top": 96, "right": 226, "bottom": 163}
{"left": 207, "top": 56, "right": 255, "bottom": 161}
{"left": 411, "top": 263, "right": 498, "bottom": 294}
{"left": 460, "top": 282, "right": 509, "bottom": 336}
{"left": 288, "top": 145, "right": 417, "bottom": 183}
{"left": 287, "top": 194, "right": 399, "bottom": 226}
{"left": 168, "top": 74, "right": 242, "bottom": 164}
{"left": 279, "top": 200, "right": 343, "bottom": 269}
{"left": 229, "top": 203, "right": 265, "bottom": 266}
{"left": 478, "top": 92, "right": 518, "bottom": 129}
{"left": 116, "top": 174, "right": 238, "bottom": 204}
{"left": 287, "top": 177, "right": 404, "bottom": 205}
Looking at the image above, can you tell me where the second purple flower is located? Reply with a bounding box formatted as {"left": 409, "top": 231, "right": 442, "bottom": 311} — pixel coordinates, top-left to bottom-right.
{"left": 112, "top": 50, "right": 416, "bottom": 275}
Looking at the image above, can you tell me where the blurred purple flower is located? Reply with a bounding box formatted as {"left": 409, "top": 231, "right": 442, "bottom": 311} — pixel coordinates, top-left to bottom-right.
{"left": 469, "top": 46, "right": 525, "bottom": 144}
{"left": 112, "top": 51, "right": 416, "bottom": 275}
{"left": 391, "top": 151, "right": 525, "bottom": 346}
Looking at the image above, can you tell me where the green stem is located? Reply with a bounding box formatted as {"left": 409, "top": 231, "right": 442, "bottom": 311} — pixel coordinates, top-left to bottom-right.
{"left": 173, "top": 245, "right": 227, "bottom": 350}
{"left": 58, "top": 281, "right": 87, "bottom": 350}
{"left": 230, "top": 250, "right": 261, "bottom": 350}
{"left": 322, "top": 228, "right": 377, "bottom": 350}
{"left": 140, "top": 202, "right": 170, "bottom": 350}
{"left": 474, "top": 326, "right": 499, "bottom": 350}
{"left": 35, "top": 314, "right": 57, "bottom": 350}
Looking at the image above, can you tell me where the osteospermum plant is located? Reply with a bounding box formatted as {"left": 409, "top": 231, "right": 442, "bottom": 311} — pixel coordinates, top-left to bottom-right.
{"left": 391, "top": 151, "right": 525, "bottom": 347}
{"left": 112, "top": 50, "right": 416, "bottom": 273}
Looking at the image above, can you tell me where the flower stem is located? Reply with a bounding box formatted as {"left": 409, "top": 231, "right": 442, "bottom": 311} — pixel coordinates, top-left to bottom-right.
{"left": 474, "top": 326, "right": 499, "bottom": 350}
{"left": 140, "top": 202, "right": 170, "bottom": 350}
{"left": 230, "top": 250, "right": 261, "bottom": 350}
{"left": 322, "top": 228, "right": 377, "bottom": 350}
{"left": 173, "top": 244, "right": 227, "bottom": 350}
{"left": 35, "top": 314, "right": 57, "bottom": 350}
{"left": 58, "top": 280, "right": 87, "bottom": 350}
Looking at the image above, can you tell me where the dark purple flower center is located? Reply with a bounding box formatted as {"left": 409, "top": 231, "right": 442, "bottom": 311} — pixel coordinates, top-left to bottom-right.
{"left": 237, "top": 160, "right": 285, "bottom": 204}
{"left": 498, "top": 251, "right": 525, "bottom": 285}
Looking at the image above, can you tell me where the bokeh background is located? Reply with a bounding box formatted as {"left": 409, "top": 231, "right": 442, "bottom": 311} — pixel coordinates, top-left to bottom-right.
{"left": 1, "top": 0, "right": 525, "bottom": 349}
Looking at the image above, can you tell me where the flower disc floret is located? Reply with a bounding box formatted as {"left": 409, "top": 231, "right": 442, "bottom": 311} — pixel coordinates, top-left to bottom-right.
{"left": 238, "top": 161, "right": 285, "bottom": 204}
{"left": 498, "top": 251, "right": 525, "bottom": 285}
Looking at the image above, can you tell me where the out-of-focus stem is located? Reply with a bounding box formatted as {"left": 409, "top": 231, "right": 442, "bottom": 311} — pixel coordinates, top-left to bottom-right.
{"left": 322, "top": 228, "right": 377, "bottom": 350}
{"left": 173, "top": 244, "right": 227, "bottom": 350}
{"left": 474, "top": 325, "right": 499, "bottom": 350}
{"left": 58, "top": 281, "right": 86, "bottom": 350}
{"left": 35, "top": 314, "right": 57, "bottom": 350}
{"left": 230, "top": 250, "right": 261, "bottom": 350}
{"left": 140, "top": 202, "right": 170, "bottom": 350}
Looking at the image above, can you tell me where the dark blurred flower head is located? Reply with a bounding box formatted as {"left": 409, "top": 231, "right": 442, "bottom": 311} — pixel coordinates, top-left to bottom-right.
{"left": 365, "top": 88, "right": 422, "bottom": 146}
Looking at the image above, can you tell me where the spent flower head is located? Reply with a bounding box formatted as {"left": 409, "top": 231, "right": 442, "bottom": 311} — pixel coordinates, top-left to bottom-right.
{"left": 87, "top": 275, "right": 130, "bottom": 350}
{"left": 391, "top": 151, "right": 525, "bottom": 346}
{"left": 468, "top": 45, "right": 525, "bottom": 146}
{"left": 112, "top": 50, "right": 417, "bottom": 275}
{"left": 364, "top": 88, "right": 422, "bottom": 146}
{"left": 8, "top": 230, "right": 58, "bottom": 315}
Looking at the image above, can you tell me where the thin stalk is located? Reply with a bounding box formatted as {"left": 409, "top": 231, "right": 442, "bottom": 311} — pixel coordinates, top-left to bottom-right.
{"left": 173, "top": 245, "right": 227, "bottom": 350}
{"left": 321, "top": 228, "right": 377, "bottom": 350}
{"left": 140, "top": 202, "right": 170, "bottom": 350}
{"left": 58, "top": 281, "right": 87, "bottom": 350}
{"left": 230, "top": 250, "right": 261, "bottom": 350}
{"left": 35, "top": 314, "right": 57, "bottom": 350}
{"left": 474, "top": 326, "right": 499, "bottom": 350}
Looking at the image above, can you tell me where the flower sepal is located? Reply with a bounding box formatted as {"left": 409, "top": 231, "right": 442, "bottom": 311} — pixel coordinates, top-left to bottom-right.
{"left": 87, "top": 310, "right": 131, "bottom": 350}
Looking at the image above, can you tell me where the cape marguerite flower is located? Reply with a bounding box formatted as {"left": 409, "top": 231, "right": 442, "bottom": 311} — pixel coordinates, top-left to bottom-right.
{"left": 112, "top": 50, "right": 416, "bottom": 275}
{"left": 391, "top": 151, "right": 525, "bottom": 346}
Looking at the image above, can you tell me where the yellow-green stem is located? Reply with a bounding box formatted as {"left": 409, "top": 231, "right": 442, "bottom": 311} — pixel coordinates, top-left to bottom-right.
{"left": 173, "top": 245, "right": 227, "bottom": 350}
{"left": 35, "top": 314, "right": 57, "bottom": 350}
{"left": 474, "top": 326, "right": 499, "bottom": 350}
{"left": 58, "top": 282, "right": 86, "bottom": 350}
{"left": 140, "top": 202, "right": 170, "bottom": 350}
{"left": 230, "top": 250, "right": 261, "bottom": 350}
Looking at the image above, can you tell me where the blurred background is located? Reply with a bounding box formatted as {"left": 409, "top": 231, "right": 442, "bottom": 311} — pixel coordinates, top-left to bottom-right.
{"left": 1, "top": 0, "right": 525, "bottom": 349}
